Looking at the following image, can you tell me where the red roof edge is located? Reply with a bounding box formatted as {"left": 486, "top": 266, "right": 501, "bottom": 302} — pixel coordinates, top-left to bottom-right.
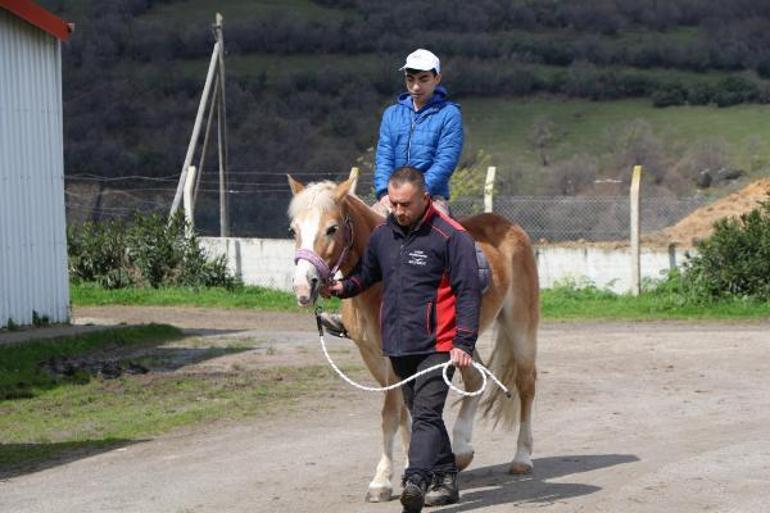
{"left": 0, "top": 0, "right": 71, "bottom": 41}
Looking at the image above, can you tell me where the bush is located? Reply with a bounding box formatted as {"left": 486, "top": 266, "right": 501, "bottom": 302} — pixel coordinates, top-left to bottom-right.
{"left": 68, "top": 212, "right": 238, "bottom": 290}
{"left": 652, "top": 83, "right": 687, "bottom": 107}
{"left": 659, "top": 201, "right": 770, "bottom": 301}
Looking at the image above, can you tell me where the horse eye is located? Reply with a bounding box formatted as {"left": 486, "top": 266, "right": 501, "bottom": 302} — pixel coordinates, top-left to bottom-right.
{"left": 288, "top": 227, "right": 296, "bottom": 238}
{"left": 326, "top": 225, "right": 338, "bottom": 236}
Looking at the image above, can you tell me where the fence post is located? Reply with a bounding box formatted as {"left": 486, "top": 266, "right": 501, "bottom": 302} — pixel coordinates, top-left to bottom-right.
{"left": 184, "top": 165, "right": 197, "bottom": 236}
{"left": 484, "top": 166, "right": 496, "bottom": 213}
{"left": 630, "top": 165, "right": 642, "bottom": 296}
{"left": 349, "top": 166, "right": 359, "bottom": 194}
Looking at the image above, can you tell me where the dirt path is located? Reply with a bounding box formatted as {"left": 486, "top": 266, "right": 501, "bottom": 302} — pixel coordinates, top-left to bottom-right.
{"left": 2, "top": 307, "right": 769, "bottom": 512}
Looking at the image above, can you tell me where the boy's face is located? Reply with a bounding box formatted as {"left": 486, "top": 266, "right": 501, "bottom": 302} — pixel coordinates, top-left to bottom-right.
{"left": 405, "top": 70, "right": 441, "bottom": 107}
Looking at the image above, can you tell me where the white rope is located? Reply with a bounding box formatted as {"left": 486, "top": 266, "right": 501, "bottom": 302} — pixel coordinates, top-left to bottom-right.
{"left": 319, "top": 332, "right": 512, "bottom": 398}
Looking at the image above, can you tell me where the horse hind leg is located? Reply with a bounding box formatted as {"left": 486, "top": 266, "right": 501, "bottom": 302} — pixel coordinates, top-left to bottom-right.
{"left": 507, "top": 324, "right": 537, "bottom": 475}
{"left": 510, "top": 355, "right": 536, "bottom": 474}
{"left": 481, "top": 318, "right": 537, "bottom": 475}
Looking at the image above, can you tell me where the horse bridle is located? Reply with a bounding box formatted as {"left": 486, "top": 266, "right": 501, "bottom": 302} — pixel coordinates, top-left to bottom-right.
{"left": 293, "top": 216, "right": 354, "bottom": 286}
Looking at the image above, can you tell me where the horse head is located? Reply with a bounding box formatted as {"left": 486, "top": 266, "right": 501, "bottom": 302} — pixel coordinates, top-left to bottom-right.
{"left": 286, "top": 170, "right": 357, "bottom": 306}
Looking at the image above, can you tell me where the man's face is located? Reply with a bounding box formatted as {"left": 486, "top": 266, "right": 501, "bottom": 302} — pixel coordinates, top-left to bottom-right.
{"left": 388, "top": 181, "right": 429, "bottom": 228}
{"left": 405, "top": 70, "right": 441, "bottom": 107}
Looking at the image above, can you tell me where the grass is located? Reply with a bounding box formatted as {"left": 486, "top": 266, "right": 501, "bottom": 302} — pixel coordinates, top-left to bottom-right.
{"left": 541, "top": 285, "right": 770, "bottom": 321}
{"left": 71, "top": 282, "right": 340, "bottom": 311}
{"left": 462, "top": 96, "right": 770, "bottom": 178}
{"left": 0, "top": 324, "right": 183, "bottom": 400}
{"left": 0, "top": 325, "right": 359, "bottom": 477}
{"left": 70, "top": 282, "right": 770, "bottom": 321}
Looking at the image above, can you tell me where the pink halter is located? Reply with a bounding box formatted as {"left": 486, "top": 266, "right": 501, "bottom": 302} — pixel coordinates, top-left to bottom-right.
{"left": 294, "top": 217, "right": 354, "bottom": 284}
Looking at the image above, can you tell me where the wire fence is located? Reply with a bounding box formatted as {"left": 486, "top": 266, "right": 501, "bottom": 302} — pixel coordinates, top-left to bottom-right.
{"left": 451, "top": 195, "right": 708, "bottom": 242}
{"left": 65, "top": 173, "right": 708, "bottom": 242}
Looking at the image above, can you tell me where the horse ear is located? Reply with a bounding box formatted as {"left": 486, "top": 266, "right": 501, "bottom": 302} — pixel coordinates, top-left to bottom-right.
{"left": 287, "top": 174, "right": 304, "bottom": 195}
{"left": 334, "top": 173, "right": 355, "bottom": 201}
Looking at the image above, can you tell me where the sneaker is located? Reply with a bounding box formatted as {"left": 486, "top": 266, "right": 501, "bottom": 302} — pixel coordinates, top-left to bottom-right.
{"left": 400, "top": 474, "right": 428, "bottom": 513}
{"left": 318, "top": 312, "right": 348, "bottom": 338}
{"left": 424, "top": 472, "right": 459, "bottom": 506}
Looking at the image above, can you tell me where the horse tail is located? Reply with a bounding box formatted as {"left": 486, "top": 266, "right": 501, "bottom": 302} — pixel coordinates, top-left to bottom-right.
{"left": 479, "top": 322, "right": 521, "bottom": 428}
{"left": 479, "top": 225, "right": 539, "bottom": 429}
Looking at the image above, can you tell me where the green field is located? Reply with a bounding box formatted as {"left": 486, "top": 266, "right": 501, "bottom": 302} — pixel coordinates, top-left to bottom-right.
{"left": 463, "top": 97, "right": 770, "bottom": 174}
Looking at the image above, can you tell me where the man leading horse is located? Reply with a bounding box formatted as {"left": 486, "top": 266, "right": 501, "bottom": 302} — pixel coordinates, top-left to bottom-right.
{"left": 325, "top": 166, "right": 480, "bottom": 512}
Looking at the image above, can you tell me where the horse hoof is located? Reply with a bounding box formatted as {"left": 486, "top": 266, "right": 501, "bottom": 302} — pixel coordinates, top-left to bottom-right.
{"left": 455, "top": 450, "right": 475, "bottom": 471}
{"left": 509, "top": 460, "right": 533, "bottom": 474}
{"left": 365, "top": 486, "right": 393, "bottom": 502}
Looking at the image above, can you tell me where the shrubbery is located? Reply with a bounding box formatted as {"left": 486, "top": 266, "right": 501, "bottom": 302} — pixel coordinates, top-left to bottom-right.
{"left": 657, "top": 201, "right": 770, "bottom": 301}
{"left": 68, "top": 213, "right": 239, "bottom": 290}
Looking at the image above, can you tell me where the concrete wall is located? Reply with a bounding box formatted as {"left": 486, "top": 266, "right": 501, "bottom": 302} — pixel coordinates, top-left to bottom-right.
{"left": 201, "top": 237, "right": 297, "bottom": 291}
{"left": 202, "top": 237, "right": 687, "bottom": 294}
{"left": 536, "top": 244, "right": 685, "bottom": 292}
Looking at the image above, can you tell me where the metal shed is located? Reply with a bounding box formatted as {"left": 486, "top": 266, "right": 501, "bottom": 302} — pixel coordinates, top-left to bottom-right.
{"left": 0, "top": 0, "right": 72, "bottom": 329}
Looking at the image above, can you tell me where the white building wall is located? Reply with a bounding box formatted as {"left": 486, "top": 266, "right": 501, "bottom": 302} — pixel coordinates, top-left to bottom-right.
{"left": 201, "top": 237, "right": 686, "bottom": 294}
{"left": 0, "top": 9, "right": 70, "bottom": 328}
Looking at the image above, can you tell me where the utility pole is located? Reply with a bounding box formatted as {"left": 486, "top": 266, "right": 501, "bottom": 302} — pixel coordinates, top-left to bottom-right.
{"left": 170, "top": 13, "right": 229, "bottom": 239}
{"left": 170, "top": 37, "right": 220, "bottom": 217}
{"left": 215, "top": 13, "right": 229, "bottom": 237}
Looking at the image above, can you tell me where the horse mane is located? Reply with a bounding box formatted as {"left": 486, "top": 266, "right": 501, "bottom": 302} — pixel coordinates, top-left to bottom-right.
{"left": 287, "top": 181, "right": 337, "bottom": 219}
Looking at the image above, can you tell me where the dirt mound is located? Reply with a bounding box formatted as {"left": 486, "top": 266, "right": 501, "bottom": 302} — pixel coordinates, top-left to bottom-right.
{"left": 660, "top": 179, "right": 770, "bottom": 247}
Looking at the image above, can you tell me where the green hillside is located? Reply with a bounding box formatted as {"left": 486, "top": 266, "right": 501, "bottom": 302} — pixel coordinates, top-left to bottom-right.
{"left": 41, "top": 0, "right": 770, "bottom": 235}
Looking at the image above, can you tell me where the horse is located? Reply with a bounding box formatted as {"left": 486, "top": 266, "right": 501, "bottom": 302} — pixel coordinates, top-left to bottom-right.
{"left": 287, "top": 170, "right": 539, "bottom": 502}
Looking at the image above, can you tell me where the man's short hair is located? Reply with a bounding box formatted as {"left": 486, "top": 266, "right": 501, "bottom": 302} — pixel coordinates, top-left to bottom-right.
{"left": 389, "top": 167, "right": 427, "bottom": 194}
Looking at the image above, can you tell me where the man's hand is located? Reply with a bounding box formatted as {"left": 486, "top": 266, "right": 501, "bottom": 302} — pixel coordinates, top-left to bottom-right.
{"left": 322, "top": 280, "right": 344, "bottom": 298}
{"left": 450, "top": 347, "right": 472, "bottom": 369}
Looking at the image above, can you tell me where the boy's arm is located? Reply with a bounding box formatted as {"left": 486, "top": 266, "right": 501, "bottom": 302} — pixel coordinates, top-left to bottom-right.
{"left": 424, "top": 106, "right": 464, "bottom": 196}
{"left": 374, "top": 109, "right": 396, "bottom": 199}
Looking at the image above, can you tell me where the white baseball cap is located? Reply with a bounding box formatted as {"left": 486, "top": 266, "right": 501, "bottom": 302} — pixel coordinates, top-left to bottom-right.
{"left": 400, "top": 48, "right": 441, "bottom": 74}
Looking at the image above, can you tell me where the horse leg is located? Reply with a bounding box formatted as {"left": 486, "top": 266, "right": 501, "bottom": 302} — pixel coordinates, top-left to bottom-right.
{"left": 398, "top": 399, "right": 411, "bottom": 468}
{"left": 453, "top": 360, "right": 484, "bottom": 471}
{"left": 365, "top": 386, "right": 402, "bottom": 502}
{"left": 509, "top": 324, "right": 537, "bottom": 474}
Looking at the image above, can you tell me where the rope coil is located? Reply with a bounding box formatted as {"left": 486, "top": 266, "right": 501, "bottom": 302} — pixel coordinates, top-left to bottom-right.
{"left": 315, "top": 308, "right": 511, "bottom": 398}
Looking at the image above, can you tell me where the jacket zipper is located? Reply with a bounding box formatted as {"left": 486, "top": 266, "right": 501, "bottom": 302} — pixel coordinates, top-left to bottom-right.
{"left": 406, "top": 111, "right": 416, "bottom": 163}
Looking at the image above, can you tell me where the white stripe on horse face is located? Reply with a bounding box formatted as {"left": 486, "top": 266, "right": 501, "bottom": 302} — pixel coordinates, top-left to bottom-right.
{"left": 293, "top": 211, "right": 323, "bottom": 298}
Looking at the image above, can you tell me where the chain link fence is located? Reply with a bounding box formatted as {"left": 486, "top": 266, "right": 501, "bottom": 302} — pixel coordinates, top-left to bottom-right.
{"left": 451, "top": 195, "right": 708, "bottom": 242}
{"left": 65, "top": 175, "right": 708, "bottom": 242}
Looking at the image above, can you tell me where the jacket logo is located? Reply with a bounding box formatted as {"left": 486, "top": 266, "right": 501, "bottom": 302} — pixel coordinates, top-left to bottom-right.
{"left": 408, "top": 249, "right": 428, "bottom": 266}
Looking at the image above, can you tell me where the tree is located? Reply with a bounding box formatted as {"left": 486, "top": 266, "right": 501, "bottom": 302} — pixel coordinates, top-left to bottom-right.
{"left": 527, "top": 116, "right": 560, "bottom": 167}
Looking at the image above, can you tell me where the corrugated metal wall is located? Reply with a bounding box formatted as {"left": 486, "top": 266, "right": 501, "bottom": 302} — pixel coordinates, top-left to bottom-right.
{"left": 0, "top": 9, "right": 70, "bottom": 328}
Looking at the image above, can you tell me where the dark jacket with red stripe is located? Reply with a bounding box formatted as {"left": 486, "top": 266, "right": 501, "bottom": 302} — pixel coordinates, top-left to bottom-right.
{"left": 339, "top": 204, "right": 481, "bottom": 357}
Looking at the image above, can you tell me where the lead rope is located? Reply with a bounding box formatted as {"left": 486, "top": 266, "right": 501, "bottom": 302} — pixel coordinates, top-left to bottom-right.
{"left": 315, "top": 307, "right": 512, "bottom": 398}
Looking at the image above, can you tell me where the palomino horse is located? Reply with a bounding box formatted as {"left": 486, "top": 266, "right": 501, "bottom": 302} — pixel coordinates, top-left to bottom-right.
{"left": 287, "top": 171, "right": 539, "bottom": 502}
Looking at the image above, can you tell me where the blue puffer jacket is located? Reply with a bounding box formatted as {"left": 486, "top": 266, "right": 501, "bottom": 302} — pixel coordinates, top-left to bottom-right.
{"left": 374, "top": 86, "right": 464, "bottom": 200}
